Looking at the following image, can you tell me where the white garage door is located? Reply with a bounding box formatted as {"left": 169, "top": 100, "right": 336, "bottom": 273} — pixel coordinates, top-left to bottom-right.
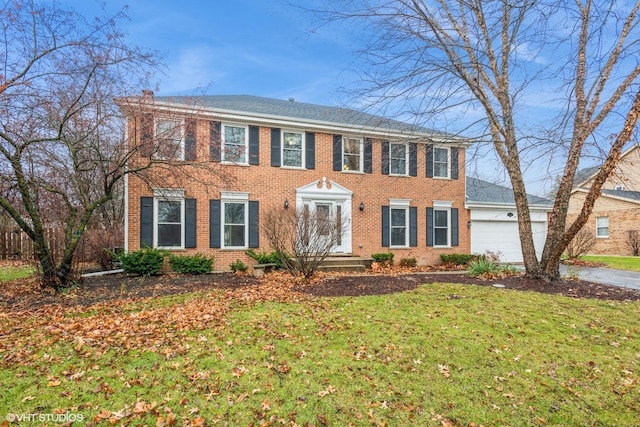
{"left": 471, "top": 220, "right": 547, "bottom": 263}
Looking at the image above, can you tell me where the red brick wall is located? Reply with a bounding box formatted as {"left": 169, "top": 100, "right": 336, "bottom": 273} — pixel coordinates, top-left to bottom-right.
{"left": 127, "top": 118, "right": 470, "bottom": 270}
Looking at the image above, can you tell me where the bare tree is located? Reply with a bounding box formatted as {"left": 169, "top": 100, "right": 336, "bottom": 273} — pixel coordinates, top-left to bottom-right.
{"left": 314, "top": 0, "right": 640, "bottom": 280}
{"left": 263, "top": 205, "right": 349, "bottom": 279}
{"left": 0, "top": 1, "right": 160, "bottom": 289}
{"left": 626, "top": 230, "right": 640, "bottom": 256}
{"left": 565, "top": 229, "right": 596, "bottom": 259}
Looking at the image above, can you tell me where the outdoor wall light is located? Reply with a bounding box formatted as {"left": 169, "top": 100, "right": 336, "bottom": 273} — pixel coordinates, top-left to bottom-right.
{"left": 359, "top": 202, "right": 365, "bottom": 211}
{"left": 284, "top": 199, "right": 289, "bottom": 209}
{"left": 467, "top": 221, "right": 472, "bottom": 228}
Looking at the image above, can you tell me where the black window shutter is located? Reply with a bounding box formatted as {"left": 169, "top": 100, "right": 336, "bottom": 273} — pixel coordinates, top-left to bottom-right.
{"left": 248, "top": 201, "right": 259, "bottom": 248}
{"left": 451, "top": 208, "right": 459, "bottom": 246}
{"left": 140, "top": 196, "right": 153, "bottom": 247}
{"left": 451, "top": 147, "right": 459, "bottom": 180}
{"left": 210, "top": 199, "right": 221, "bottom": 248}
{"left": 210, "top": 121, "right": 221, "bottom": 162}
{"left": 184, "top": 119, "right": 197, "bottom": 161}
{"left": 249, "top": 125, "right": 260, "bottom": 165}
{"left": 333, "top": 134, "right": 342, "bottom": 171}
{"left": 426, "top": 145, "right": 434, "bottom": 178}
{"left": 305, "top": 132, "right": 316, "bottom": 169}
{"left": 140, "top": 114, "right": 154, "bottom": 157}
{"left": 409, "top": 143, "right": 418, "bottom": 177}
{"left": 271, "top": 128, "right": 281, "bottom": 167}
{"left": 426, "top": 207, "right": 434, "bottom": 247}
{"left": 381, "top": 141, "right": 390, "bottom": 175}
{"left": 410, "top": 206, "right": 418, "bottom": 247}
{"left": 364, "top": 138, "right": 373, "bottom": 173}
{"left": 381, "top": 206, "right": 390, "bottom": 247}
{"left": 185, "top": 198, "right": 197, "bottom": 248}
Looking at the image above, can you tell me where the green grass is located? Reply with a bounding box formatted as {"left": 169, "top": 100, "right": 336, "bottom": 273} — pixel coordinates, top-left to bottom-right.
{"left": 1, "top": 283, "right": 639, "bottom": 425}
{"left": 0, "top": 264, "right": 35, "bottom": 281}
{"left": 581, "top": 254, "right": 640, "bottom": 271}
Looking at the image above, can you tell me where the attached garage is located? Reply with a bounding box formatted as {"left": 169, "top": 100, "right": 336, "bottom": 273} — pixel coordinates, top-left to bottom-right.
{"left": 466, "top": 178, "right": 552, "bottom": 263}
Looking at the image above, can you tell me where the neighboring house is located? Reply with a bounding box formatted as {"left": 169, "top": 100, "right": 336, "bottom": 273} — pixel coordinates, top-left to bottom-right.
{"left": 118, "top": 94, "right": 471, "bottom": 269}
{"left": 466, "top": 177, "right": 552, "bottom": 263}
{"left": 568, "top": 145, "right": 640, "bottom": 255}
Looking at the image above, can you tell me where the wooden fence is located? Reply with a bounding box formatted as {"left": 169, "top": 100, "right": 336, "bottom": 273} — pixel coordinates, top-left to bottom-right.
{"left": 0, "top": 228, "right": 69, "bottom": 262}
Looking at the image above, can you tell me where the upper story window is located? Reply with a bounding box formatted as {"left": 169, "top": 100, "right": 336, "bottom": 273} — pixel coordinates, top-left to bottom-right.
{"left": 390, "top": 143, "right": 408, "bottom": 175}
{"left": 433, "top": 147, "right": 450, "bottom": 178}
{"left": 222, "top": 124, "right": 248, "bottom": 164}
{"left": 596, "top": 216, "right": 609, "bottom": 238}
{"left": 155, "top": 118, "right": 184, "bottom": 160}
{"left": 342, "top": 137, "right": 363, "bottom": 172}
{"left": 282, "top": 130, "right": 304, "bottom": 168}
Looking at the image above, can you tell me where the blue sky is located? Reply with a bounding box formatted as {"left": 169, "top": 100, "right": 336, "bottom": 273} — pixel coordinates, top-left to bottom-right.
{"left": 62, "top": 1, "right": 635, "bottom": 197}
{"left": 67, "top": 0, "right": 357, "bottom": 105}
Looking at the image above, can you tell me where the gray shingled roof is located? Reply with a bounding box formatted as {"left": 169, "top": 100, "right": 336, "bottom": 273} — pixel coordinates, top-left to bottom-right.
{"left": 601, "top": 189, "right": 640, "bottom": 201}
{"left": 466, "top": 177, "right": 552, "bottom": 206}
{"left": 573, "top": 165, "right": 600, "bottom": 188}
{"left": 154, "top": 95, "right": 449, "bottom": 137}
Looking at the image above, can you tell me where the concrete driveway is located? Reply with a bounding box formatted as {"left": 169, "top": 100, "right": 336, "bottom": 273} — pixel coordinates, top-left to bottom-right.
{"left": 559, "top": 265, "right": 640, "bottom": 290}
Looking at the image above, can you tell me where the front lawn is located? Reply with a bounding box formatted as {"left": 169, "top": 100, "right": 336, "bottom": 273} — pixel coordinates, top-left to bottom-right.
{"left": 581, "top": 254, "right": 640, "bottom": 271}
{"left": 1, "top": 279, "right": 638, "bottom": 426}
{"left": 0, "top": 262, "right": 35, "bottom": 282}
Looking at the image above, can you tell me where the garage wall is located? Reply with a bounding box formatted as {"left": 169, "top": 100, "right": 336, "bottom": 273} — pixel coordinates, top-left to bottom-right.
{"left": 469, "top": 208, "right": 548, "bottom": 263}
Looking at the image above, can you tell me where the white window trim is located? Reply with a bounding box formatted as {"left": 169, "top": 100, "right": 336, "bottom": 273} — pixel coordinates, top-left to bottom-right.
{"left": 153, "top": 188, "right": 185, "bottom": 249}
{"left": 281, "top": 129, "right": 306, "bottom": 169}
{"left": 221, "top": 191, "right": 250, "bottom": 249}
{"left": 389, "top": 198, "right": 411, "bottom": 248}
{"left": 433, "top": 146, "right": 451, "bottom": 179}
{"left": 342, "top": 136, "right": 364, "bottom": 173}
{"left": 433, "top": 200, "right": 453, "bottom": 248}
{"left": 221, "top": 122, "right": 249, "bottom": 165}
{"left": 154, "top": 117, "right": 185, "bottom": 161}
{"left": 596, "top": 216, "right": 609, "bottom": 238}
{"left": 389, "top": 142, "right": 409, "bottom": 176}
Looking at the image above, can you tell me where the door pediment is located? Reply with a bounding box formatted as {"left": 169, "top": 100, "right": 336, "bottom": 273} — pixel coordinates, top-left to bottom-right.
{"left": 296, "top": 177, "right": 353, "bottom": 200}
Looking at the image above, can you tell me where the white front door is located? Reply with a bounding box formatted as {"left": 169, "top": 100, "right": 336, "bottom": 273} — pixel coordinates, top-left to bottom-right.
{"left": 296, "top": 178, "right": 353, "bottom": 255}
{"left": 306, "top": 200, "right": 347, "bottom": 253}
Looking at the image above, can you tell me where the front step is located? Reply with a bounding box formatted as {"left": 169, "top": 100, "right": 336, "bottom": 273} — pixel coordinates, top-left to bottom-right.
{"left": 316, "top": 256, "right": 373, "bottom": 273}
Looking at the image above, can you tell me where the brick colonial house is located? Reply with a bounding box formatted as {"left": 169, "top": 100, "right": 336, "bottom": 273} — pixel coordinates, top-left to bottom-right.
{"left": 118, "top": 95, "right": 470, "bottom": 270}
{"left": 568, "top": 145, "right": 640, "bottom": 255}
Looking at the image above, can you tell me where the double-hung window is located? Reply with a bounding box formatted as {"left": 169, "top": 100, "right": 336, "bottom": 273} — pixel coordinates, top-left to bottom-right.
{"left": 432, "top": 201, "right": 452, "bottom": 247}
{"left": 596, "top": 216, "right": 609, "bottom": 238}
{"left": 221, "top": 191, "right": 249, "bottom": 248}
{"left": 390, "top": 207, "right": 408, "bottom": 247}
{"left": 282, "top": 130, "right": 304, "bottom": 168}
{"left": 342, "top": 137, "right": 363, "bottom": 172}
{"left": 389, "top": 199, "right": 411, "bottom": 247}
{"left": 154, "top": 189, "right": 185, "bottom": 249}
{"left": 155, "top": 118, "right": 184, "bottom": 160}
{"left": 222, "top": 124, "right": 248, "bottom": 163}
{"left": 433, "top": 147, "right": 450, "bottom": 178}
{"left": 390, "top": 143, "right": 408, "bottom": 175}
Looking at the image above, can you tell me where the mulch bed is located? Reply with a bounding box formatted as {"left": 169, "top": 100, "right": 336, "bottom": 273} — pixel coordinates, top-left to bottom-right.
{"left": 2, "top": 269, "right": 639, "bottom": 312}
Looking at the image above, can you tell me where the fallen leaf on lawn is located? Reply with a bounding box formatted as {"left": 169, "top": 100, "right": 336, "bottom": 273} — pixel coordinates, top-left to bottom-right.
{"left": 318, "top": 385, "right": 336, "bottom": 397}
{"left": 438, "top": 364, "right": 450, "bottom": 378}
